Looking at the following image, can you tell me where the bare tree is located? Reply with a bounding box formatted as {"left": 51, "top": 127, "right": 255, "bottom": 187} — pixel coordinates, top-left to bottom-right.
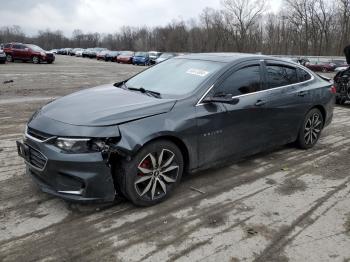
{"left": 222, "top": 0, "right": 266, "bottom": 51}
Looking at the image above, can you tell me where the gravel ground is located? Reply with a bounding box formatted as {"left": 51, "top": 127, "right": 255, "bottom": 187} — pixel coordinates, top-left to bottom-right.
{"left": 0, "top": 56, "right": 349, "bottom": 262}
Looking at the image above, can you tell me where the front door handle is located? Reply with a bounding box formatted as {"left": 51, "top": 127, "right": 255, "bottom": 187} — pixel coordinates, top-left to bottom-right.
{"left": 255, "top": 99, "right": 266, "bottom": 106}
{"left": 298, "top": 91, "right": 308, "bottom": 97}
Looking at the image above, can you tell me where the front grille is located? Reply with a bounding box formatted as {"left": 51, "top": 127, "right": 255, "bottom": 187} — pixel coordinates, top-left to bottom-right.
{"left": 27, "top": 127, "right": 52, "bottom": 141}
{"left": 28, "top": 146, "right": 47, "bottom": 170}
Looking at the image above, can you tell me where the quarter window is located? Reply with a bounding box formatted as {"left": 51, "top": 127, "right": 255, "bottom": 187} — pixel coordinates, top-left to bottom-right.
{"left": 216, "top": 65, "right": 262, "bottom": 96}
{"left": 266, "top": 65, "right": 298, "bottom": 89}
{"left": 297, "top": 68, "right": 312, "bottom": 82}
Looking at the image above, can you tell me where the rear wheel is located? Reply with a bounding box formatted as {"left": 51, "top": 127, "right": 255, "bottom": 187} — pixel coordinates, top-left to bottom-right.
{"left": 6, "top": 54, "right": 13, "bottom": 62}
{"left": 117, "top": 140, "right": 183, "bottom": 206}
{"left": 296, "top": 108, "right": 324, "bottom": 149}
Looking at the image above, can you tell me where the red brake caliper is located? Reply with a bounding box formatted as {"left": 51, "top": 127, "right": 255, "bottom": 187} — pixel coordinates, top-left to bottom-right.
{"left": 138, "top": 159, "right": 151, "bottom": 176}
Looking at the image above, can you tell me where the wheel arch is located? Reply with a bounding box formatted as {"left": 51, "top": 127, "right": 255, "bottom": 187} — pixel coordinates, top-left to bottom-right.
{"left": 139, "top": 135, "right": 190, "bottom": 173}
{"left": 311, "top": 105, "right": 326, "bottom": 124}
{"left": 115, "top": 133, "right": 191, "bottom": 173}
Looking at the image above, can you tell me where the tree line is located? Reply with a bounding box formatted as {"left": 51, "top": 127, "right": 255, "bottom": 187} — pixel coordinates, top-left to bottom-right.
{"left": 0, "top": 0, "right": 349, "bottom": 56}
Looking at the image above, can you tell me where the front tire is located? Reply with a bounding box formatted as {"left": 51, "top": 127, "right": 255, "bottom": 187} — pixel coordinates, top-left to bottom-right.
{"left": 296, "top": 108, "right": 324, "bottom": 149}
{"left": 32, "top": 56, "right": 40, "bottom": 64}
{"left": 117, "top": 140, "right": 184, "bottom": 206}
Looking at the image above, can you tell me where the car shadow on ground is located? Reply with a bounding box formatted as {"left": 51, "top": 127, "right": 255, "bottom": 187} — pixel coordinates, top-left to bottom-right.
{"left": 63, "top": 143, "right": 294, "bottom": 214}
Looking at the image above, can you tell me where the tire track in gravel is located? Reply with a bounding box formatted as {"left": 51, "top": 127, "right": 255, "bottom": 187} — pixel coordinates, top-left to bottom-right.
{"left": 253, "top": 176, "right": 350, "bottom": 262}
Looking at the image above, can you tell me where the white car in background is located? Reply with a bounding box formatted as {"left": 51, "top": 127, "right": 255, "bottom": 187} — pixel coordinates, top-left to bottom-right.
{"left": 75, "top": 49, "right": 85, "bottom": 57}
{"left": 335, "top": 66, "right": 349, "bottom": 72}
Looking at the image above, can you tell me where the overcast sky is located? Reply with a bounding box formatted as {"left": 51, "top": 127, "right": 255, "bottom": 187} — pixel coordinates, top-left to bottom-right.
{"left": 0, "top": 0, "right": 282, "bottom": 36}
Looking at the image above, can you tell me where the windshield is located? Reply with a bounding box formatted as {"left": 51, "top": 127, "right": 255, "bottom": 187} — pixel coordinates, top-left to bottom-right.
{"left": 126, "top": 58, "right": 225, "bottom": 97}
{"left": 27, "top": 44, "right": 44, "bottom": 52}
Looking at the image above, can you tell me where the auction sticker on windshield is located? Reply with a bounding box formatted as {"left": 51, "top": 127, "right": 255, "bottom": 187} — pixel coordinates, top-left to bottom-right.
{"left": 186, "top": 68, "right": 209, "bottom": 77}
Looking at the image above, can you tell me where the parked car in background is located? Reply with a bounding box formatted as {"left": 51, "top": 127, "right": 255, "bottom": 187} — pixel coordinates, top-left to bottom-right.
{"left": 133, "top": 52, "right": 150, "bottom": 66}
{"left": 3, "top": 43, "right": 55, "bottom": 64}
{"left": 49, "top": 49, "right": 58, "bottom": 54}
{"left": 331, "top": 59, "right": 347, "bottom": 68}
{"left": 334, "top": 67, "right": 350, "bottom": 104}
{"left": 335, "top": 66, "right": 349, "bottom": 72}
{"left": 82, "top": 48, "right": 92, "bottom": 58}
{"left": 83, "top": 48, "right": 107, "bottom": 58}
{"left": 105, "top": 51, "right": 120, "bottom": 62}
{"left": 64, "top": 48, "right": 73, "bottom": 55}
{"left": 17, "top": 53, "right": 334, "bottom": 206}
{"left": 0, "top": 49, "right": 6, "bottom": 64}
{"left": 305, "top": 59, "right": 337, "bottom": 72}
{"left": 96, "top": 50, "right": 110, "bottom": 60}
{"left": 75, "top": 49, "right": 85, "bottom": 57}
{"left": 155, "top": 52, "right": 177, "bottom": 64}
{"left": 70, "top": 48, "right": 84, "bottom": 56}
{"left": 149, "top": 51, "right": 162, "bottom": 64}
{"left": 117, "top": 51, "right": 134, "bottom": 64}
{"left": 56, "top": 48, "right": 71, "bottom": 55}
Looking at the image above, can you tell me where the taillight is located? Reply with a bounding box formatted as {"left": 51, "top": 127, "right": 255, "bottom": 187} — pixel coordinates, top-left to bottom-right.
{"left": 330, "top": 85, "right": 337, "bottom": 94}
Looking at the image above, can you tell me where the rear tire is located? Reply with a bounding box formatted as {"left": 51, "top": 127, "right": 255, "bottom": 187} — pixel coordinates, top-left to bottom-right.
{"left": 6, "top": 54, "right": 13, "bottom": 62}
{"left": 116, "top": 140, "right": 184, "bottom": 206}
{"left": 296, "top": 108, "right": 324, "bottom": 149}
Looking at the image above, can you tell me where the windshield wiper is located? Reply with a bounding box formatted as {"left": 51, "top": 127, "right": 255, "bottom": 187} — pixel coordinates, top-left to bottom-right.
{"left": 127, "top": 86, "right": 161, "bottom": 98}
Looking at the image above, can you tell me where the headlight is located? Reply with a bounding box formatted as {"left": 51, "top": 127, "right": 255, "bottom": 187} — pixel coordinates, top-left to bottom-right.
{"left": 54, "top": 138, "right": 108, "bottom": 153}
{"left": 40, "top": 52, "right": 46, "bottom": 56}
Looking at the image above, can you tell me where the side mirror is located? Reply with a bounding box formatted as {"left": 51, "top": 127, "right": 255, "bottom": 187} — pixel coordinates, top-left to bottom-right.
{"left": 202, "top": 93, "right": 240, "bottom": 105}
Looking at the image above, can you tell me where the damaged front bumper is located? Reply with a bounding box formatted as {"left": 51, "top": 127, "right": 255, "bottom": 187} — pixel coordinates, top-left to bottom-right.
{"left": 17, "top": 128, "right": 117, "bottom": 203}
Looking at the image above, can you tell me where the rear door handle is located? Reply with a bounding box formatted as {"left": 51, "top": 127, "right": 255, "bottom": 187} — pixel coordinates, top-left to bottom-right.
{"left": 255, "top": 99, "right": 266, "bottom": 106}
{"left": 298, "top": 91, "right": 308, "bottom": 97}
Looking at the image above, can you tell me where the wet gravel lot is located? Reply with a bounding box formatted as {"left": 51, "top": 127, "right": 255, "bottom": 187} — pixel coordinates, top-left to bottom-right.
{"left": 0, "top": 56, "right": 349, "bottom": 262}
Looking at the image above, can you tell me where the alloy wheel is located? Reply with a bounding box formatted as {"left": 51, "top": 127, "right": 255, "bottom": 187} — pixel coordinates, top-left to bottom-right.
{"left": 134, "top": 149, "right": 179, "bottom": 200}
{"left": 304, "top": 113, "right": 322, "bottom": 145}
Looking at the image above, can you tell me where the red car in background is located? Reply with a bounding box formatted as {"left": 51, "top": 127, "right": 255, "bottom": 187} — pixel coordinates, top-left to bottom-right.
{"left": 3, "top": 43, "right": 55, "bottom": 64}
{"left": 304, "top": 59, "right": 336, "bottom": 72}
{"left": 96, "top": 50, "right": 110, "bottom": 60}
{"left": 116, "top": 51, "right": 134, "bottom": 64}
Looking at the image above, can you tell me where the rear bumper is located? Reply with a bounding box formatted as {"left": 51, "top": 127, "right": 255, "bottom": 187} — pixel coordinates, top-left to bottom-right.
{"left": 18, "top": 137, "right": 116, "bottom": 203}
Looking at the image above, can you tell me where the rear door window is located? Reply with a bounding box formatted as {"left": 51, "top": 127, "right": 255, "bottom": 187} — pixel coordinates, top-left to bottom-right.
{"left": 266, "top": 65, "right": 298, "bottom": 89}
{"left": 216, "top": 65, "right": 262, "bottom": 97}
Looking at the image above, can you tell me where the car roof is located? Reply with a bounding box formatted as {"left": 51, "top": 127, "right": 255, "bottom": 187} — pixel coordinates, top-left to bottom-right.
{"left": 178, "top": 53, "right": 271, "bottom": 63}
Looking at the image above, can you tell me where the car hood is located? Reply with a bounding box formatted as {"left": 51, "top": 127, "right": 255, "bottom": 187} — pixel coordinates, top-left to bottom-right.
{"left": 39, "top": 84, "right": 176, "bottom": 126}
